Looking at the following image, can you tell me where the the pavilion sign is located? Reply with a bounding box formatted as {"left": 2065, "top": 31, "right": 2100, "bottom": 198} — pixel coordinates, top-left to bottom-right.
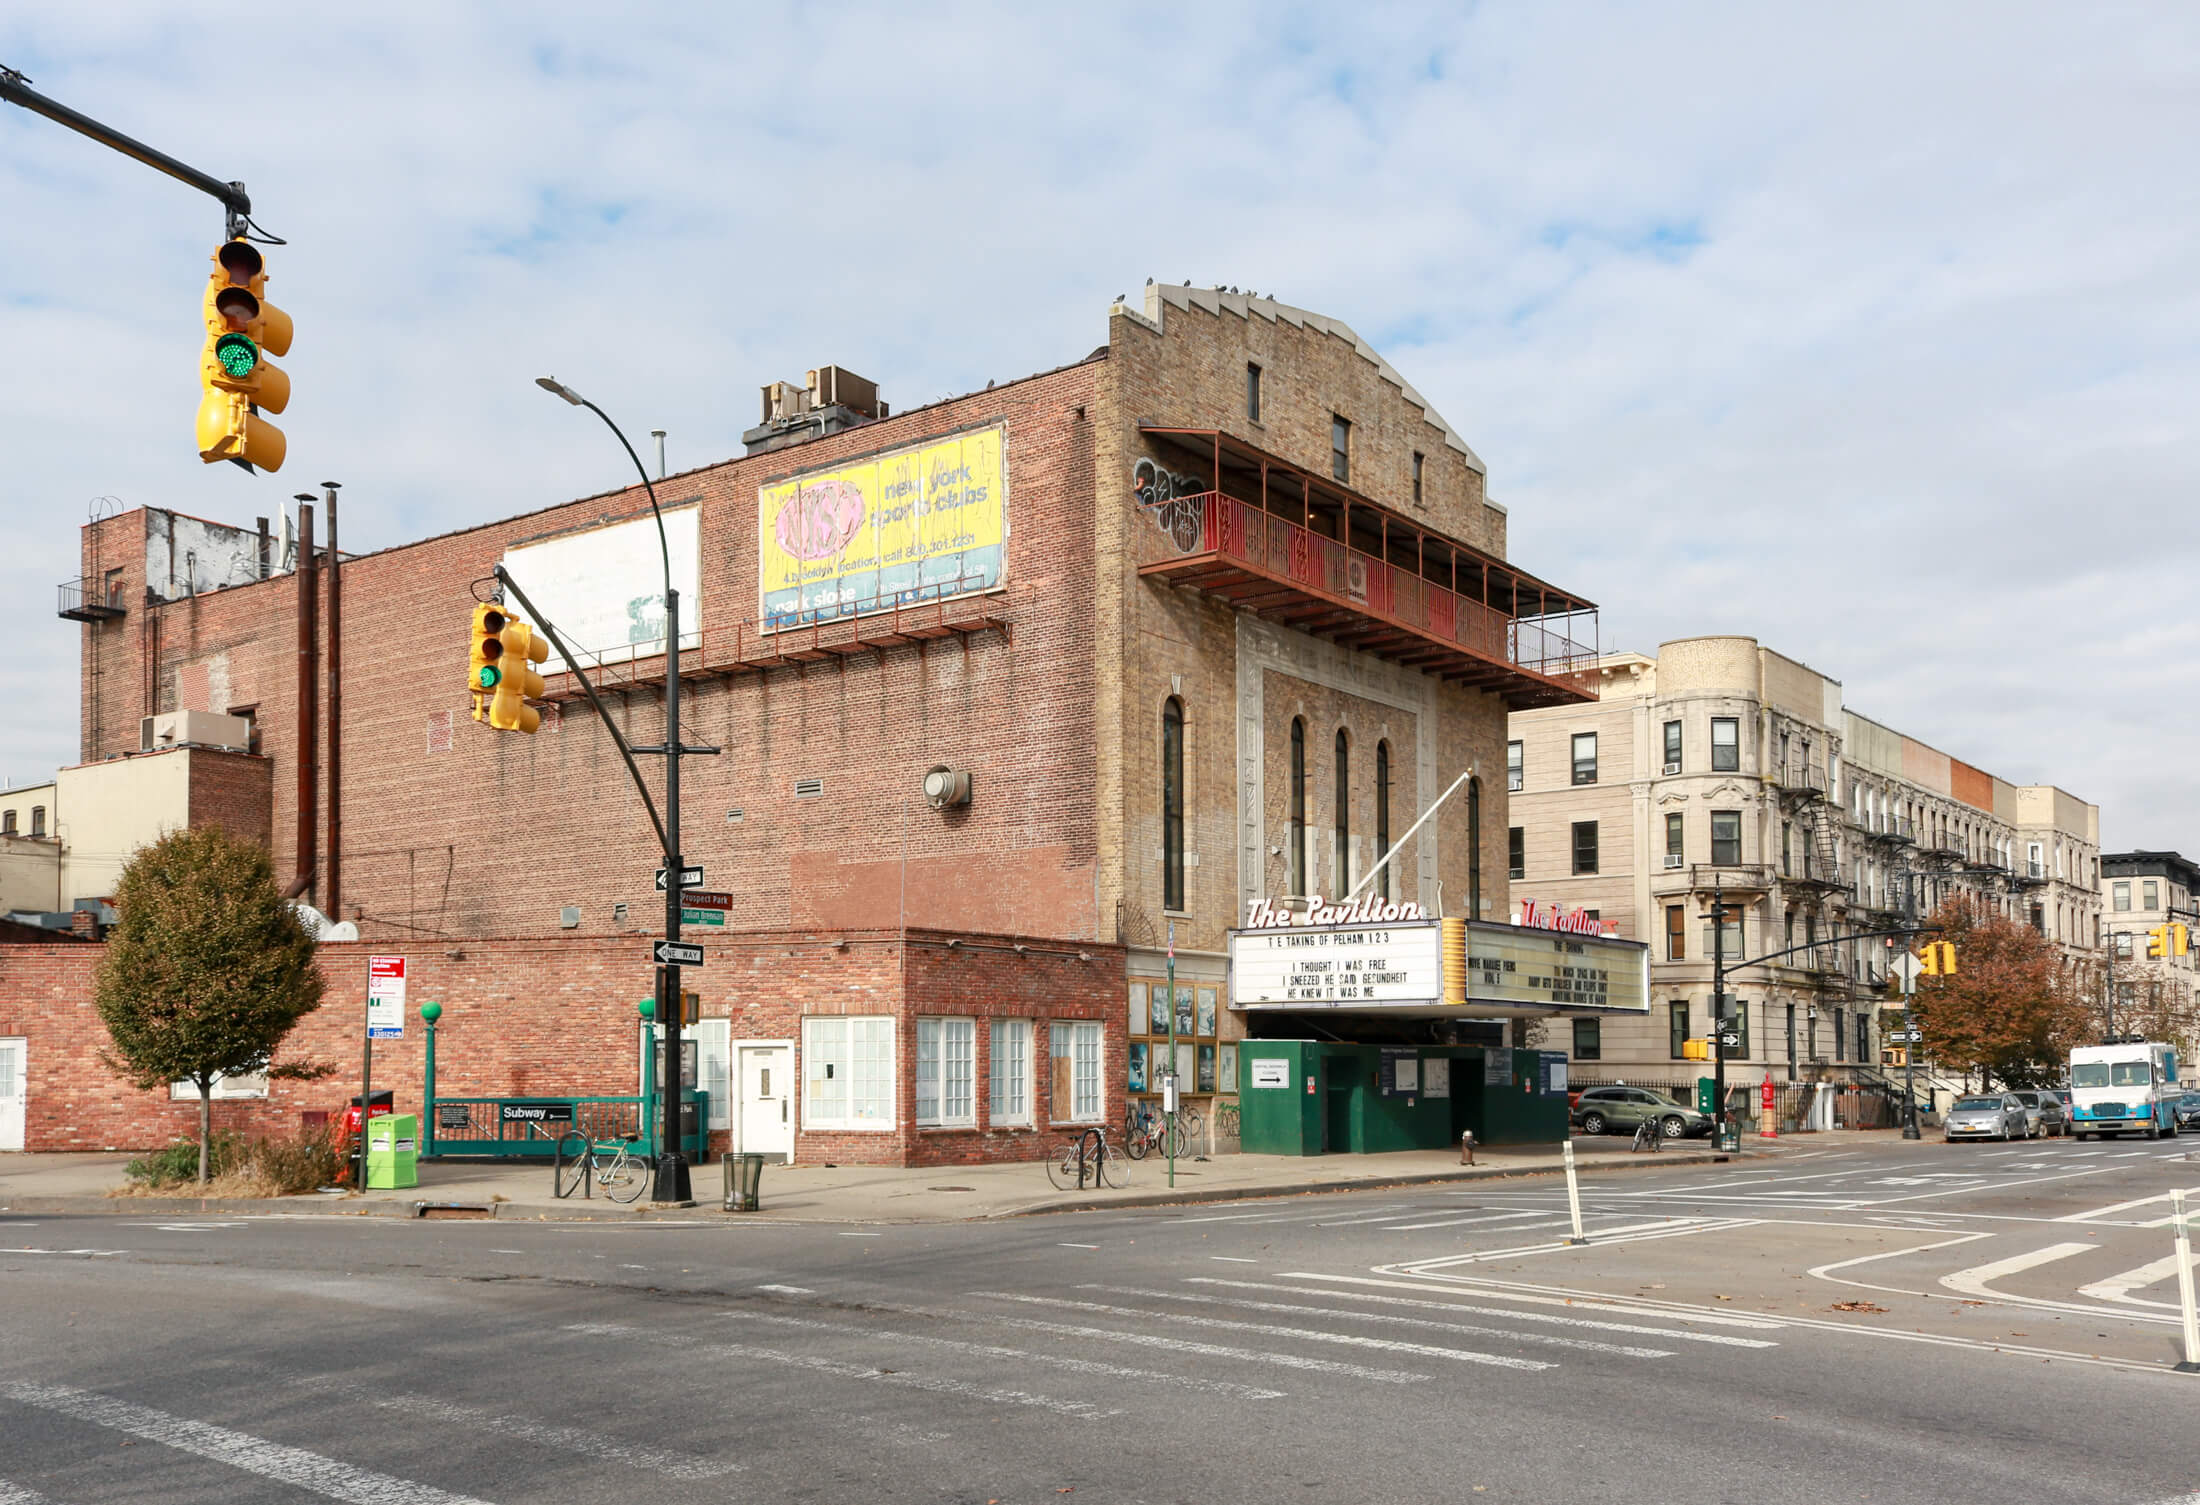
{"left": 1242, "top": 895, "right": 1430, "bottom": 931}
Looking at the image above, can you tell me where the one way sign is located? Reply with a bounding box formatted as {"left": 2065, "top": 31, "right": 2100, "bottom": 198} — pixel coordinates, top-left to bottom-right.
{"left": 654, "top": 940, "right": 704, "bottom": 967}
{"left": 655, "top": 866, "right": 705, "bottom": 892}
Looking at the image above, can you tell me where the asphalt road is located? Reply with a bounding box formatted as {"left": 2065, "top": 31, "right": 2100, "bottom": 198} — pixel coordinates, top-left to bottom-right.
{"left": 5, "top": 1136, "right": 2200, "bottom": 1504}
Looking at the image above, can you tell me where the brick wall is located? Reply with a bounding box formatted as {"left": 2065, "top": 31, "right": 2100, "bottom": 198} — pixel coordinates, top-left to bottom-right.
{"left": 186, "top": 748, "right": 273, "bottom": 849}
{"left": 0, "top": 930, "right": 1122, "bottom": 1165}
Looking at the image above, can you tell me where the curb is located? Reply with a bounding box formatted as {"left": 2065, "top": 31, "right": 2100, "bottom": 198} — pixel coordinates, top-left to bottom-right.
{"left": 3, "top": 1146, "right": 1757, "bottom": 1225}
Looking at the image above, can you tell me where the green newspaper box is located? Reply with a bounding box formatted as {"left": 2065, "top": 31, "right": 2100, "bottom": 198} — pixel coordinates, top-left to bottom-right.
{"left": 366, "top": 1113, "right": 419, "bottom": 1190}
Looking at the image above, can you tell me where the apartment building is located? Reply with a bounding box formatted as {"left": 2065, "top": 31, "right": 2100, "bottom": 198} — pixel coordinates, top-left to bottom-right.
{"left": 2100, "top": 851, "right": 2200, "bottom": 1049}
{"left": 1509, "top": 635, "right": 2099, "bottom": 1095}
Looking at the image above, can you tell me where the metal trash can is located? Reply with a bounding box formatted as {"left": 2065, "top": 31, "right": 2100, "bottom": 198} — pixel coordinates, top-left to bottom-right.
{"left": 722, "top": 1152, "right": 767, "bottom": 1212}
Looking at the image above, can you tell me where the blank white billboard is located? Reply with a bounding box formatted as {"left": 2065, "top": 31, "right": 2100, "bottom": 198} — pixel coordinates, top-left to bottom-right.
{"left": 500, "top": 507, "right": 701, "bottom": 666}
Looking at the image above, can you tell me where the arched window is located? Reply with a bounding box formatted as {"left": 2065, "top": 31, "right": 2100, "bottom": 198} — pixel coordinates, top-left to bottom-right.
{"left": 1375, "top": 741, "right": 1393, "bottom": 901}
{"left": 29, "top": 806, "right": 44, "bottom": 838}
{"left": 1161, "top": 698, "right": 1185, "bottom": 913}
{"left": 1467, "top": 775, "right": 1482, "bottom": 918}
{"left": 1334, "top": 730, "right": 1351, "bottom": 897}
{"left": 1289, "top": 718, "right": 1307, "bottom": 896}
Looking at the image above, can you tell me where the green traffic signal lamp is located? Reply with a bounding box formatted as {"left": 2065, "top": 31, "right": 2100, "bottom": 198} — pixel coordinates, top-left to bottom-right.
{"left": 213, "top": 332, "right": 259, "bottom": 378}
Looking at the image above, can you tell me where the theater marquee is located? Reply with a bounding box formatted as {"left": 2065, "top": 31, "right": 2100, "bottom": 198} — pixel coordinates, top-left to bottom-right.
{"left": 1466, "top": 924, "right": 1649, "bottom": 1014}
{"left": 1231, "top": 921, "right": 1443, "bottom": 1008}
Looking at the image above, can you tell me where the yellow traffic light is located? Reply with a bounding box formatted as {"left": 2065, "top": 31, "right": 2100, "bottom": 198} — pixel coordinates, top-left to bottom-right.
{"left": 195, "top": 240, "right": 292, "bottom": 472}
{"left": 486, "top": 618, "right": 548, "bottom": 733}
{"left": 1681, "top": 1039, "right": 1712, "bottom": 1062}
{"left": 1916, "top": 941, "right": 1958, "bottom": 977}
{"left": 2178, "top": 924, "right": 2191, "bottom": 958}
{"left": 468, "top": 604, "right": 507, "bottom": 721}
{"left": 2149, "top": 926, "right": 2171, "bottom": 960}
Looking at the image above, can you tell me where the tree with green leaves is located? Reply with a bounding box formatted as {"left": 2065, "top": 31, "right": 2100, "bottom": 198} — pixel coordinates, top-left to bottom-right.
{"left": 95, "top": 825, "right": 326, "bottom": 1184}
{"left": 1911, "top": 894, "right": 2091, "bottom": 1089}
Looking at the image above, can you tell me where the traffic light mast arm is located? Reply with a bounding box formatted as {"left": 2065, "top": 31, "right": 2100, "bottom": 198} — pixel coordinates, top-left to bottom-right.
{"left": 1, "top": 65, "right": 268, "bottom": 238}
{"left": 491, "top": 565, "right": 672, "bottom": 862}
{"left": 1721, "top": 925, "right": 1948, "bottom": 974}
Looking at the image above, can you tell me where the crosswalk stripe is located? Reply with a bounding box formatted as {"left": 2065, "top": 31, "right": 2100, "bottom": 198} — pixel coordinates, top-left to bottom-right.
{"left": 1939, "top": 1243, "right": 2095, "bottom": 1300}
{"left": 1294, "top": 1273, "right": 1787, "bottom": 1330}
{"left": 0, "top": 1381, "right": 496, "bottom": 1505}
{"left": 293, "top": 1378, "right": 739, "bottom": 1480}
{"left": 721, "top": 1308, "right": 1286, "bottom": 1399}
{"left": 972, "top": 1291, "right": 1552, "bottom": 1372}
{"left": 565, "top": 1322, "right": 1118, "bottom": 1418}
{"left": 1082, "top": 1284, "right": 1673, "bottom": 1358}
{"left": 854, "top": 1296, "right": 1425, "bottom": 1381}
{"left": 1382, "top": 1212, "right": 1574, "bottom": 1232}
{"left": 0, "top": 1482, "right": 54, "bottom": 1504}
{"left": 2054, "top": 1187, "right": 2200, "bottom": 1224}
{"left": 1189, "top": 1278, "right": 1780, "bottom": 1348}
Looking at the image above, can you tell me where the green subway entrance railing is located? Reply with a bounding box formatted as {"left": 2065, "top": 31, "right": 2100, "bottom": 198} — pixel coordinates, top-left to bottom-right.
{"left": 424, "top": 1092, "right": 708, "bottom": 1163}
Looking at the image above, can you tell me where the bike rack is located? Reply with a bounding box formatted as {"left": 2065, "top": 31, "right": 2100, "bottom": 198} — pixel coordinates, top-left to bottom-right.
{"left": 553, "top": 1129, "right": 591, "bottom": 1198}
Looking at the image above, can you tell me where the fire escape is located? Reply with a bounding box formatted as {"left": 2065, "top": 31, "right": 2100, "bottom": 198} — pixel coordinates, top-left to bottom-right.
{"left": 1773, "top": 752, "right": 1850, "bottom": 1059}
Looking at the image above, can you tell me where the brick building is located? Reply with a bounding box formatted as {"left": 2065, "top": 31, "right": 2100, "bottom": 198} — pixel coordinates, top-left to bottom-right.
{"left": 6, "top": 283, "right": 1596, "bottom": 1161}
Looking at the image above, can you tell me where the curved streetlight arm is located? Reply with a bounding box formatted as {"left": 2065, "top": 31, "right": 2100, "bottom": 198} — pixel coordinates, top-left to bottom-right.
{"left": 537, "top": 377, "right": 670, "bottom": 587}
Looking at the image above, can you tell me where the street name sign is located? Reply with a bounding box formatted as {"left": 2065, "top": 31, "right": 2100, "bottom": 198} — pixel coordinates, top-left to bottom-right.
{"left": 654, "top": 940, "right": 705, "bottom": 967}
{"left": 655, "top": 866, "right": 705, "bottom": 892}
{"left": 682, "top": 890, "right": 732, "bottom": 910}
{"left": 681, "top": 908, "right": 726, "bottom": 927}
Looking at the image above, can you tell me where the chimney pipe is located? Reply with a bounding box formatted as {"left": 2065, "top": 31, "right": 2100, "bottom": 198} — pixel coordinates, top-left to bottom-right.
{"left": 293, "top": 496, "right": 319, "bottom": 903}
{"left": 323, "top": 481, "right": 343, "bottom": 919}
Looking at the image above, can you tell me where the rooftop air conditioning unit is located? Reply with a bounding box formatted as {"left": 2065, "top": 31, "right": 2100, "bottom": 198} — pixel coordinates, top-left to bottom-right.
{"left": 1663, "top": 762, "right": 1682, "bottom": 776}
{"left": 139, "top": 710, "right": 251, "bottom": 753}
{"left": 1664, "top": 854, "right": 1686, "bottom": 869}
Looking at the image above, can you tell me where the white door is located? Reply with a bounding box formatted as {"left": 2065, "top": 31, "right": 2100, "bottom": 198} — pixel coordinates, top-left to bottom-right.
{"left": 735, "top": 1044, "right": 794, "bottom": 1163}
{"left": 0, "top": 1038, "right": 25, "bottom": 1151}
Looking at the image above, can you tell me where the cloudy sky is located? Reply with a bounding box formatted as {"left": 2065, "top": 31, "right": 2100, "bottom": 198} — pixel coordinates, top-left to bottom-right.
{"left": 4, "top": 5, "right": 2195, "bottom": 851}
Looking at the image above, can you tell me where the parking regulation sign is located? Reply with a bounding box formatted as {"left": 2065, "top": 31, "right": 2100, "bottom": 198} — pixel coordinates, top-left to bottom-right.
{"left": 366, "top": 956, "right": 407, "bottom": 1039}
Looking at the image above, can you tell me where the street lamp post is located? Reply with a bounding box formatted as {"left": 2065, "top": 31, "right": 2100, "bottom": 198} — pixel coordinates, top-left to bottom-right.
{"left": 1709, "top": 880, "right": 1732, "bottom": 1152}
{"left": 535, "top": 376, "right": 713, "bottom": 1205}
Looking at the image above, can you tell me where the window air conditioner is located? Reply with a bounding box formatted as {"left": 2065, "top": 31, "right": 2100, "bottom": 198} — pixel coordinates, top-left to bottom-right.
{"left": 1663, "top": 762, "right": 1681, "bottom": 776}
{"left": 1664, "top": 854, "right": 1685, "bottom": 869}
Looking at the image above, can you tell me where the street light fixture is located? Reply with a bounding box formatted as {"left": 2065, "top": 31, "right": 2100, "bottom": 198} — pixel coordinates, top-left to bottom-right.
{"left": 532, "top": 375, "right": 711, "bottom": 1206}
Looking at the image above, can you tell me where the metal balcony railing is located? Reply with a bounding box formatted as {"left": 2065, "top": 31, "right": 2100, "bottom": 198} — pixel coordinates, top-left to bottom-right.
{"left": 57, "top": 575, "right": 126, "bottom": 622}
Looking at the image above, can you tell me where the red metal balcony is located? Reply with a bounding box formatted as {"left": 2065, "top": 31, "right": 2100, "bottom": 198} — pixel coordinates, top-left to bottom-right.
{"left": 1139, "top": 487, "right": 1596, "bottom": 708}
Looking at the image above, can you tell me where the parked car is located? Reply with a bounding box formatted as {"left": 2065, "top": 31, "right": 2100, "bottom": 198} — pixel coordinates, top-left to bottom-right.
{"left": 2008, "top": 1089, "right": 2069, "bottom": 1138}
{"left": 1944, "top": 1093, "right": 2031, "bottom": 1142}
{"left": 2175, "top": 1092, "right": 2200, "bottom": 1131}
{"left": 1571, "top": 1086, "right": 1711, "bottom": 1140}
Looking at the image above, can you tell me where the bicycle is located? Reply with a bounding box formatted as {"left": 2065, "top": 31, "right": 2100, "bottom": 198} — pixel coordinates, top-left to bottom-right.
{"left": 1045, "top": 1128, "right": 1126, "bottom": 1190}
{"left": 1631, "top": 1110, "right": 1685, "bottom": 1153}
{"left": 1122, "top": 1101, "right": 1187, "bottom": 1161}
{"left": 560, "top": 1132, "right": 652, "bottom": 1202}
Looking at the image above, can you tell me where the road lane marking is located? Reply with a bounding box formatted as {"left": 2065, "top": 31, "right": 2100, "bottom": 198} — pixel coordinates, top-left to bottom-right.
{"left": 0, "top": 1481, "right": 54, "bottom": 1504}
{"left": 974, "top": 1291, "right": 1552, "bottom": 1371}
{"left": 1394, "top": 1218, "right": 1754, "bottom": 1272}
{"left": 721, "top": 1309, "right": 1285, "bottom": 1399}
{"left": 1805, "top": 1231, "right": 1995, "bottom": 1299}
{"left": 1210, "top": 1255, "right": 1258, "bottom": 1262}
{"left": 0, "top": 1381, "right": 497, "bottom": 1505}
{"left": 1197, "top": 1278, "right": 1779, "bottom": 1347}
{"left": 2078, "top": 1252, "right": 2198, "bottom": 1308}
{"left": 2054, "top": 1187, "right": 2200, "bottom": 1224}
{"left": 565, "top": 1323, "right": 1117, "bottom": 1417}
{"left": 1082, "top": 1283, "right": 1674, "bottom": 1358}
{"left": 756, "top": 1284, "right": 813, "bottom": 1294}
{"left": 864, "top": 1299, "right": 1423, "bottom": 1382}
{"left": 1058, "top": 1243, "right": 1100, "bottom": 1250}
{"left": 1381, "top": 1211, "right": 1572, "bottom": 1232}
{"left": 1939, "top": 1242, "right": 2096, "bottom": 1301}
{"left": 295, "top": 1378, "right": 739, "bottom": 1480}
{"left": 0, "top": 1249, "right": 124, "bottom": 1258}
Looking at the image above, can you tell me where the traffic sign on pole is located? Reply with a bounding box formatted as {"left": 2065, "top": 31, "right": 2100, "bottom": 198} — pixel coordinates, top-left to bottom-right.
{"left": 654, "top": 940, "right": 704, "bottom": 967}
{"left": 655, "top": 866, "right": 705, "bottom": 892}
{"left": 681, "top": 890, "right": 731, "bottom": 910}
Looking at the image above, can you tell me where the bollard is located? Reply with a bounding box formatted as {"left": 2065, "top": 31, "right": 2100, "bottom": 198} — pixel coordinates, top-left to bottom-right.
{"left": 1562, "top": 1139, "right": 1587, "bottom": 1245}
{"left": 1459, "top": 1130, "right": 1477, "bottom": 1166}
{"left": 2174, "top": 1188, "right": 2200, "bottom": 1373}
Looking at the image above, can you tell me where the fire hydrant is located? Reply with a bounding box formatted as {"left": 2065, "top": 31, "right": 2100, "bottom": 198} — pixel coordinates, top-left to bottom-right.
{"left": 1459, "top": 1130, "right": 1477, "bottom": 1166}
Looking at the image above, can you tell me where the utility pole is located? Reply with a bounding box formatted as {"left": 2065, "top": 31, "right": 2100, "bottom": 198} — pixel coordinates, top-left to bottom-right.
{"left": 1711, "top": 879, "right": 1731, "bottom": 1150}
{"left": 2106, "top": 927, "right": 2121, "bottom": 1042}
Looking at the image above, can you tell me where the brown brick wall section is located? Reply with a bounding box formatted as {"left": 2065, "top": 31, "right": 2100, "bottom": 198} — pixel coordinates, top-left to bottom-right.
{"left": 186, "top": 749, "right": 273, "bottom": 850}
{"left": 0, "top": 930, "right": 1123, "bottom": 1165}
{"left": 76, "top": 363, "right": 1104, "bottom": 947}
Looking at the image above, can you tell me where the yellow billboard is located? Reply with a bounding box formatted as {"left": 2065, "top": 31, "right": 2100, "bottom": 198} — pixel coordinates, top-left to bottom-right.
{"left": 759, "top": 426, "right": 1006, "bottom": 630}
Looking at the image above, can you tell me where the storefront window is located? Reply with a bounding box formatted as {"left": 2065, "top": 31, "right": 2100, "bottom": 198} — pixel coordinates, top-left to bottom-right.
{"left": 915, "top": 1017, "right": 975, "bottom": 1128}
{"left": 803, "top": 1016, "right": 894, "bottom": 1129}
{"left": 1050, "top": 1021, "right": 1102, "bottom": 1122}
{"left": 989, "top": 1019, "right": 1031, "bottom": 1126}
{"left": 1128, "top": 976, "right": 1229, "bottom": 1098}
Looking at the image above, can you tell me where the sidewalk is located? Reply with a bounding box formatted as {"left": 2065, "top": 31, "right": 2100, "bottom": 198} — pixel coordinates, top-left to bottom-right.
{"left": 0, "top": 1134, "right": 1781, "bottom": 1224}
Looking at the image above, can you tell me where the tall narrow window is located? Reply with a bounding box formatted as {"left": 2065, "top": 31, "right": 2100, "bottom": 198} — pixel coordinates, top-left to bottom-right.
{"left": 1666, "top": 904, "right": 1687, "bottom": 960}
{"left": 1668, "top": 1000, "right": 1691, "bottom": 1059}
{"left": 1374, "top": 741, "right": 1393, "bottom": 901}
{"left": 1411, "top": 451, "right": 1424, "bottom": 506}
{"left": 1508, "top": 826, "right": 1525, "bottom": 880}
{"left": 1161, "top": 698, "right": 1185, "bottom": 912}
{"left": 1572, "top": 732, "right": 1598, "bottom": 786}
{"left": 1571, "top": 1018, "right": 1601, "bottom": 1061}
{"left": 1711, "top": 810, "right": 1742, "bottom": 866}
{"left": 1289, "top": 717, "right": 1307, "bottom": 896}
{"left": 1572, "top": 820, "right": 1599, "bottom": 875}
{"left": 1467, "top": 776, "right": 1482, "bottom": 919}
{"left": 1331, "top": 414, "right": 1350, "bottom": 481}
{"left": 1665, "top": 812, "right": 1684, "bottom": 866}
{"left": 1246, "top": 362, "right": 1262, "bottom": 422}
{"left": 0, "top": 811, "right": 14, "bottom": 835}
{"left": 1711, "top": 717, "right": 1740, "bottom": 772}
{"left": 1507, "top": 739, "right": 1523, "bottom": 792}
{"left": 29, "top": 806, "right": 44, "bottom": 838}
{"left": 1663, "top": 720, "right": 1682, "bottom": 772}
{"left": 1333, "top": 730, "right": 1351, "bottom": 896}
